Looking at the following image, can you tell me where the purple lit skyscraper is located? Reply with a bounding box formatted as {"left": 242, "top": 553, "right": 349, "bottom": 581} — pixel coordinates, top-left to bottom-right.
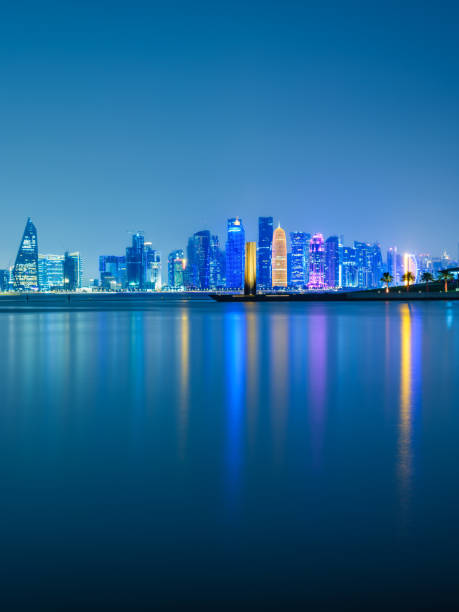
{"left": 308, "top": 233, "right": 325, "bottom": 290}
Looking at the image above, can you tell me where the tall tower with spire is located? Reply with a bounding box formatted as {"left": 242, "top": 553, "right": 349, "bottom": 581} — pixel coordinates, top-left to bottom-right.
{"left": 13, "top": 218, "right": 39, "bottom": 291}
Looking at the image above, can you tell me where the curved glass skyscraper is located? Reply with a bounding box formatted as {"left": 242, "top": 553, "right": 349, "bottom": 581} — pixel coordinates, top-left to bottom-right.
{"left": 272, "top": 225, "right": 287, "bottom": 288}
{"left": 13, "top": 218, "right": 39, "bottom": 291}
{"left": 257, "top": 217, "right": 273, "bottom": 290}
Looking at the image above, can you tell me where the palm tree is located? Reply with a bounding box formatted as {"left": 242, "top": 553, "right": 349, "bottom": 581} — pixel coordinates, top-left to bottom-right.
{"left": 421, "top": 271, "right": 434, "bottom": 292}
{"left": 438, "top": 270, "right": 454, "bottom": 293}
{"left": 402, "top": 271, "right": 415, "bottom": 292}
{"left": 380, "top": 272, "right": 393, "bottom": 293}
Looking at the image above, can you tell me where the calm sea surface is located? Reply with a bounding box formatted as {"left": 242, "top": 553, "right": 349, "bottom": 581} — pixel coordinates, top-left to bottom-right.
{"left": 1, "top": 300, "right": 459, "bottom": 609}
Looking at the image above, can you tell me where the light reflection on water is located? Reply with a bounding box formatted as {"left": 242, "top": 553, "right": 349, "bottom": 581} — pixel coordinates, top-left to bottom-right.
{"left": 1, "top": 301, "right": 459, "bottom": 608}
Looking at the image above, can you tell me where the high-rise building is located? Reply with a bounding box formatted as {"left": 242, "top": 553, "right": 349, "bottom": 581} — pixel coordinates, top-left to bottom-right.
{"left": 354, "top": 241, "right": 373, "bottom": 289}
{"left": 308, "top": 233, "right": 325, "bottom": 289}
{"left": 272, "top": 225, "right": 287, "bottom": 288}
{"left": 145, "top": 244, "right": 161, "bottom": 290}
{"left": 13, "top": 218, "right": 39, "bottom": 291}
{"left": 64, "top": 252, "right": 82, "bottom": 291}
{"left": 226, "top": 217, "right": 245, "bottom": 290}
{"left": 168, "top": 249, "right": 186, "bottom": 289}
{"left": 0, "top": 269, "right": 9, "bottom": 292}
{"left": 99, "top": 255, "right": 127, "bottom": 288}
{"left": 387, "top": 247, "right": 398, "bottom": 284}
{"left": 257, "top": 217, "right": 273, "bottom": 290}
{"left": 126, "top": 232, "right": 145, "bottom": 289}
{"left": 341, "top": 246, "right": 357, "bottom": 288}
{"left": 244, "top": 242, "right": 257, "bottom": 295}
{"left": 370, "top": 243, "right": 383, "bottom": 288}
{"left": 187, "top": 231, "right": 211, "bottom": 290}
{"left": 290, "top": 232, "right": 311, "bottom": 289}
{"left": 325, "top": 236, "right": 340, "bottom": 288}
{"left": 210, "top": 235, "right": 225, "bottom": 289}
{"left": 403, "top": 253, "right": 418, "bottom": 282}
{"left": 38, "top": 254, "right": 65, "bottom": 291}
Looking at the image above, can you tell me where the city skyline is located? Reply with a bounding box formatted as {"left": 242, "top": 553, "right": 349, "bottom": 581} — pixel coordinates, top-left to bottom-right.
{"left": 1, "top": 2, "right": 459, "bottom": 275}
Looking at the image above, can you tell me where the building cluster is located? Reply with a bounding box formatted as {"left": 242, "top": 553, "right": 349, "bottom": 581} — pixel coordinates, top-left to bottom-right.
{"left": 0, "top": 217, "right": 457, "bottom": 293}
{"left": 0, "top": 218, "right": 82, "bottom": 292}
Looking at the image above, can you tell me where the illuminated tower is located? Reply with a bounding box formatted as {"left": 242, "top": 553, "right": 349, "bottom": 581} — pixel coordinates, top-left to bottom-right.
{"left": 13, "top": 218, "right": 39, "bottom": 291}
{"left": 244, "top": 242, "right": 257, "bottom": 295}
{"left": 403, "top": 253, "right": 418, "bottom": 283}
{"left": 226, "top": 217, "right": 245, "bottom": 290}
{"left": 272, "top": 225, "right": 287, "bottom": 288}
{"left": 308, "top": 233, "right": 325, "bottom": 289}
{"left": 257, "top": 217, "right": 273, "bottom": 290}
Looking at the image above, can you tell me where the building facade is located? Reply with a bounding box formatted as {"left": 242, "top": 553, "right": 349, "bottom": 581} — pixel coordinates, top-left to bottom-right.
{"left": 226, "top": 218, "right": 245, "bottom": 290}
{"left": 13, "top": 218, "right": 39, "bottom": 291}
{"left": 308, "top": 233, "right": 325, "bottom": 289}
{"left": 325, "top": 236, "right": 340, "bottom": 288}
{"left": 272, "top": 225, "right": 287, "bottom": 288}
{"left": 38, "top": 254, "right": 65, "bottom": 290}
{"left": 257, "top": 217, "right": 273, "bottom": 290}
{"left": 290, "top": 232, "right": 310, "bottom": 289}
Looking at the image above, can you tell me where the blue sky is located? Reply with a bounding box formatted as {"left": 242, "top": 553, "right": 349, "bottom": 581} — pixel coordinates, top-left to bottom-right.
{"left": 1, "top": 0, "right": 458, "bottom": 275}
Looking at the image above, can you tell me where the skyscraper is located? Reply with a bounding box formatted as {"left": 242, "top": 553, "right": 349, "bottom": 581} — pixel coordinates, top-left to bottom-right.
{"left": 325, "top": 236, "right": 340, "bottom": 288}
{"left": 226, "top": 217, "right": 245, "bottom": 290}
{"left": 126, "top": 232, "right": 145, "bottom": 289}
{"left": 38, "top": 254, "right": 65, "bottom": 291}
{"left": 290, "top": 232, "right": 311, "bottom": 289}
{"left": 354, "top": 241, "right": 373, "bottom": 289}
{"left": 13, "top": 218, "right": 39, "bottom": 291}
{"left": 187, "top": 231, "right": 211, "bottom": 290}
{"left": 308, "top": 233, "right": 325, "bottom": 289}
{"left": 370, "top": 243, "right": 383, "bottom": 287}
{"left": 272, "top": 225, "right": 287, "bottom": 288}
{"left": 341, "top": 246, "right": 357, "bottom": 288}
{"left": 257, "top": 217, "right": 273, "bottom": 290}
{"left": 168, "top": 249, "right": 186, "bottom": 289}
{"left": 145, "top": 243, "right": 161, "bottom": 290}
{"left": 64, "top": 252, "right": 82, "bottom": 291}
{"left": 99, "top": 255, "right": 127, "bottom": 288}
{"left": 210, "top": 235, "right": 225, "bottom": 289}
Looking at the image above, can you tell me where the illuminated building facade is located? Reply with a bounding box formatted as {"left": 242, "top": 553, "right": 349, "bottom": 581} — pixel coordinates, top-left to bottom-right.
{"left": 308, "top": 233, "right": 325, "bottom": 289}
{"left": 38, "top": 254, "right": 65, "bottom": 290}
{"left": 64, "top": 252, "right": 83, "bottom": 290}
{"left": 226, "top": 217, "right": 245, "bottom": 290}
{"left": 0, "top": 269, "right": 9, "bottom": 292}
{"left": 168, "top": 249, "right": 186, "bottom": 289}
{"left": 272, "top": 225, "right": 287, "bottom": 288}
{"left": 325, "top": 236, "right": 340, "bottom": 288}
{"left": 257, "top": 217, "right": 273, "bottom": 290}
{"left": 403, "top": 253, "right": 418, "bottom": 283}
{"left": 187, "top": 230, "right": 211, "bottom": 290}
{"left": 100, "top": 255, "right": 126, "bottom": 288}
{"left": 210, "top": 235, "right": 225, "bottom": 289}
{"left": 341, "top": 246, "right": 357, "bottom": 288}
{"left": 290, "top": 232, "right": 310, "bottom": 289}
{"left": 145, "top": 244, "right": 161, "bottom": 290}
{"left": 13, "top": 218, "right": 39, "bottom": 291}
{"left": 126, "top": 232, "right": 145, "bottom": 289}
{"left": 244, "top": 241, "right": 257, "bottom": 295}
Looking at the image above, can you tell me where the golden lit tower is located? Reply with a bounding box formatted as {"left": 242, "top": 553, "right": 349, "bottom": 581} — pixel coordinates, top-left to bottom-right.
{"left": 272, "top": 224, "right": 287, "bottom": 288}
{"left": 244, "top": 241, "right": 257, "bottom": 295}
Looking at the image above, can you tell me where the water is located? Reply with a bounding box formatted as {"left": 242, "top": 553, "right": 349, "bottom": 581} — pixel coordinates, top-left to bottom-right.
{"left": 1, "top": 301, "right": 459, "bottom": 609}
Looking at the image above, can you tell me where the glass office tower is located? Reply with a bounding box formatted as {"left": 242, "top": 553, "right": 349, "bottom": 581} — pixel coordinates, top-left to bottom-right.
{"left": 187, "top": 230, "right": 211, "bottom": 290}
{"left": 38, "top": 254, "right": 65, "bottom": 291}
{"left": 145, "top": 243, "right": 161, "bottom": 290}
{"left": 126, "top": 232, "right": 145, "bottom": 289}
{"left": 257, "top": 217, "right": 273, "bottom": 290}
{"left": 168, "top": 250, "right": 186, "bottom": 289}
{"left": 210, "top": 235, "right": 225, "bottom": 290}
{"left": 325, "top": 236, "right": 340, "bottom": 288}
{"left": 13, "top": 218, "right": 39, "bottom": 290}
{"left": 290, "top": 232, "right": 311, "bottom": 289}
{"left": 0, "top": 269, "right": 10, "bottom": 292}
{"left": 64, "top": 252, "right": 82, "bottom": 291}
{"left": 226, "top": 218, "right": 245, "bottom": 290}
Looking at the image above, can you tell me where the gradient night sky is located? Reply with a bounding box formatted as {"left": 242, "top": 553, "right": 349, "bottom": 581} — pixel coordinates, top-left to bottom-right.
{"left": 1, "top": 0, "right": 458, "bottom": 276}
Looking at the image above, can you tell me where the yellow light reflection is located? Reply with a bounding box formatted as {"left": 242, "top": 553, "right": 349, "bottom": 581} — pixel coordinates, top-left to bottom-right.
{"left": 178, "top": 310, "right": 190, "bottom": 459}
{"left": 398, "top": 303, "right": 412, "bottom": 505}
